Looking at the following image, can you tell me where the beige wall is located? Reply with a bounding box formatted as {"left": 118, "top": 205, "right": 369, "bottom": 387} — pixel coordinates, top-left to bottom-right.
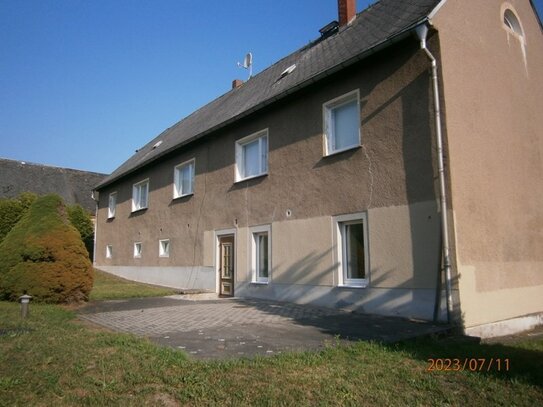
{"left": 433, "top": 0, "right": 543, "bottom": 327}
{"left": 95, "top": 36, "right": 444, "bottom": 318}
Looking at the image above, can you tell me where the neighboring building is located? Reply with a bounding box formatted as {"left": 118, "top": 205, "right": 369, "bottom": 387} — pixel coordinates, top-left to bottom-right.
{"left": 94, "top": 0, "right": 543, "bottom": 337}
{"left": 0, "top": 158, "right": 106, "bottom": 213}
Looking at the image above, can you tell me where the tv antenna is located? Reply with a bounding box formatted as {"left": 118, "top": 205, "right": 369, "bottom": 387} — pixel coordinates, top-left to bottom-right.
{"left": 237, "top": 52, "right": 253, "bottom": 79}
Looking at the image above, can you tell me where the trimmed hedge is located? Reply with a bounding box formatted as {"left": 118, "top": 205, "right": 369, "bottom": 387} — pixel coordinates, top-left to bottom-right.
{"left": 0, "top": 194, "right": 93, "bottom": 303}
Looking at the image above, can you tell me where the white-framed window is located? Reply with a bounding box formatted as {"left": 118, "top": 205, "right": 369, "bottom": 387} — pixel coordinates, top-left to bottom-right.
{"left": 173, "top": 159, "right": 195, "bottom": 198}
{"left": 108, "top": 192, "right": 117, "bottom": 219}
{"left": 323, "top": 90, "right": 361, "bottom": 156}
{"left": 134, "top": 242, "right": 142, "bottom": 258}
{"left": 159, "top": 239, "right": 170, "bottom": 257}
{"left": 132, "top": 179, "right": 149, "bottom": 212}
{"left": 334, "top": 212, "right": 369, "bottom": 288}
{"left": 235, "top": 129, "right": 268, "bottom": 182}
{"left": 105, "top": 245, "right": 113, "bottom": 259}
{"left": 250, "top": 224, "right": 271, "bottom": 284}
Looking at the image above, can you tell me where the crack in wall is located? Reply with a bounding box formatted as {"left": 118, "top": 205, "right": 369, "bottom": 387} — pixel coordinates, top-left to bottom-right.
{"left": 362, "top": 144, "right": 374, "bottom": 209}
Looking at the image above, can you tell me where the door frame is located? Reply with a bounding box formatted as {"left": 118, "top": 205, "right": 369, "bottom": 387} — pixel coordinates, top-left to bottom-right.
{"left": 215, "top": 228, "right": 237, "bottom": 296}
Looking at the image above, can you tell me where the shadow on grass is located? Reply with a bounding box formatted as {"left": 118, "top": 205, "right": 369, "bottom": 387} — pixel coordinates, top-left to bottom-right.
{"left": 387, "top": 335, "right": 543, "bottom": 389}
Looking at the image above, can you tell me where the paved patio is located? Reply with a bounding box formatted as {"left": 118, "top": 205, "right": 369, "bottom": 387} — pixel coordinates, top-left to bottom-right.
{"left": 78, "top": 295, "right": 449, "bottom": 360}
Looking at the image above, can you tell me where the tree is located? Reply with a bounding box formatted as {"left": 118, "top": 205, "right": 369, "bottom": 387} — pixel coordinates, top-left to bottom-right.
{"left": 0, "top": 193, "right": 37, "bottom": 244}
{"left": 67, "top": 204, "right": 94, "bottom": 260}
{"left": 0, "top": 194, "right": 93, "bottom": 303}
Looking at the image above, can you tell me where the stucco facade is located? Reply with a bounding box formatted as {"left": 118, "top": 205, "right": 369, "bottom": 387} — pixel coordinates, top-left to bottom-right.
{"left": 95, "top": 37, "right": 446, "bottom": 321}
{"left": 94, "top": 0, "right": 543, "bottom": 334}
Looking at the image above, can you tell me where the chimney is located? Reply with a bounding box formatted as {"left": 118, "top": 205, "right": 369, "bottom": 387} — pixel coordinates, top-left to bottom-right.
{"left": 338, "top": 0, "right": 356, "bottom": 26}
{"left": 232, "top": 79, "right": 244, "bottom": 89}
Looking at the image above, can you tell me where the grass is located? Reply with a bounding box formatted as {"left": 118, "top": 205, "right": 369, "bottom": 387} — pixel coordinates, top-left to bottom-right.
{"left": 89, "top": 269, "right": 177, "bottom": 301}
{"left": 1, "top": 301, "right": 542, "bottom": 406}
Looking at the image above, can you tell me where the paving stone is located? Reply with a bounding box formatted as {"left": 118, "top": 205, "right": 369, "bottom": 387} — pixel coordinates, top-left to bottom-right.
{"left": 78, "top": 297, "right": 449, "bottom": 360}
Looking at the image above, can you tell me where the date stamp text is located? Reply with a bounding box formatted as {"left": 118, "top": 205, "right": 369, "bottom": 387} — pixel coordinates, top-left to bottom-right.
{"left": 427, "top": 358, "right": 510, "bottom": 372}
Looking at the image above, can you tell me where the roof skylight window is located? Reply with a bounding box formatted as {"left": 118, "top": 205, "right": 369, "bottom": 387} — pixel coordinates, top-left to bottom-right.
{"left": 153, "top": 140, "right": 163, "bottom": 149}
{"left": 279, "top": 64, "right": 296, "bottom": 80}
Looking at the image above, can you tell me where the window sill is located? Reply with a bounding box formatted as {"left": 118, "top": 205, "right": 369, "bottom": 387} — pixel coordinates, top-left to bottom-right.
{"left": 131, "top": 207, "right": 148, "bottom": 213}
{"left": 173, "top": 192, "right": 194, "bottom": 200}
{"left": 337, "top": 283, "right": 368, "bottom": 289}
{"left": 324, "top": 144, "right": 361, "bottom": 158}
{"left": 251, "top": 281, "right": 269, "bottom": 285}
{"left": 159, "top": 255, "right": 170, "bottom": 258}
{"left": 235, "top": 172, "right": 268, "bottom": 184}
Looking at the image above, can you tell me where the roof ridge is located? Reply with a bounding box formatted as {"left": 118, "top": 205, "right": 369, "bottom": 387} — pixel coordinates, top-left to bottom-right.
{"left": 0, "top": 157, "right": 107, "bottom": 176}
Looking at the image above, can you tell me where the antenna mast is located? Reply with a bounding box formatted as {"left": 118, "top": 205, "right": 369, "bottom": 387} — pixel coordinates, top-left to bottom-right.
{"left": 237, "top": 52, "right": 253, "bottom": 80}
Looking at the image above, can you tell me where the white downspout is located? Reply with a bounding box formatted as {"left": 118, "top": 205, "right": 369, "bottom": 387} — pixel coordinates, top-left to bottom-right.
{"left": 91, "top": 190, "right": 98, "bottom": 267}
{"left": 415, "top": 24, "right": 454, "bottom": 323}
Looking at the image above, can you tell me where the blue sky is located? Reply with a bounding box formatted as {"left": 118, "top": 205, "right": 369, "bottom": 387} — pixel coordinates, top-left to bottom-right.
{"left": 1, "top": 0, "right": 542, "bottom": 174}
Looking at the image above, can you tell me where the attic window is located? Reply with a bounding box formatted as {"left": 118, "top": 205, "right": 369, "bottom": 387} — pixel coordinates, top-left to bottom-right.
{"left": 503, "top": 8, "right": 523, "bottom": 38}
{"left": 153, "top": 140, "right": 163, "bottom": 149}
{"left": 279, "top": 64, "right": 296, "bottom": 80}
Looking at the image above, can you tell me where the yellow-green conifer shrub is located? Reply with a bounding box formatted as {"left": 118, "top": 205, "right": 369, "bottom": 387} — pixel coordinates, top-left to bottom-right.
{"left": 0, "top": 194, "right": 93, "bottom": 303}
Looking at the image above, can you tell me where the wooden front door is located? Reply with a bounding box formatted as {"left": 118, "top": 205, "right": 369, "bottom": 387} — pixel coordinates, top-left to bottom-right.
{"left": 219, "top": 235, "right": 234, "bottom": 297}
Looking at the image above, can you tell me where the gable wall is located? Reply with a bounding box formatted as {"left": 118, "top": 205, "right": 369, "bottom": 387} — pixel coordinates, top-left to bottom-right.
{"left": 433, "top": 0, "right": 543, "bottom": 328}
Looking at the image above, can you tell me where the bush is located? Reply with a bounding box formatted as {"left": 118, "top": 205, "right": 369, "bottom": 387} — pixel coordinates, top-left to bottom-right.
{"left": 0, "top": 194, "right": 93, "bottom": 303}
{"left": 67, "top": 204, "right": 94, "bottom": 260}
{"left": 0, "top": 193, "right": 37, "bottom": 244}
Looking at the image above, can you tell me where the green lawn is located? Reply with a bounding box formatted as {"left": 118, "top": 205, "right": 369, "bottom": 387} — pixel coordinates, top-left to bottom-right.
{"left": 1, "top": 300, "right": 542, "bottom": 406}
{"left": 89, "top": 269, "right": 177, "bottom": 300}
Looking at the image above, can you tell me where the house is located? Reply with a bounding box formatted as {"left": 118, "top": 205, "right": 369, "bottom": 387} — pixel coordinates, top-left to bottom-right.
{"left": 93, "top": 0, "right": 543, "bottom": 337}
{"left": 0, "top": 158, "right": 106, "bottom": 214}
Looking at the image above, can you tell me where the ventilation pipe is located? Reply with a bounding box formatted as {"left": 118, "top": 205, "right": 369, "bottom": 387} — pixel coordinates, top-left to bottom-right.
{"left": 415, "top": 24, "right": 454, "bottom": 324}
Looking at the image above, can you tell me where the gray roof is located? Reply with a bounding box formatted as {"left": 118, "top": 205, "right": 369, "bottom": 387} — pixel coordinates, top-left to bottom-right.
{"left": 97, "top": 0, "right": 441, "bottom": 190}
{"left": 0, "top": 158, "right": 106, "bottom": 213}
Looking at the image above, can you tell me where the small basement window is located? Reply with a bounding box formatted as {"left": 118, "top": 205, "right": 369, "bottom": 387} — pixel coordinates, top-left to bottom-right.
{"left": 159, "top": 239, "right": 170, "bottom": 257}
{"left": 134, "top": 242, "right": 142, "bottom": 258}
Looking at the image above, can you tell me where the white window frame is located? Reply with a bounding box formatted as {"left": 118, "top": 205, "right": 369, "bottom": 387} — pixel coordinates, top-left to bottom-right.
{"left": 235, "top": 129, "right": 269, "bottom": 182}
{"left": 173, "top": 159, "right": 195, "bottom": 199}
{"left": 132, "top": 179, "right": 149, "bottom": 212}
{"left": 105, "top": 245, "right": 112, "bottom": 259}
{"left": 108, "top": 192, "right": 117, "bottom": 219}
{"left": 249, "top": 224, "right": 271, "bottom": 284}
{"left": 133, "top": 242, "right": 142, "bottom": 258}
{"left": 334, "top": 212, "right": 369, "bottom": 288}
{"left": 159, "top": 239, "right": 170, "bottom": 258}
{"left": 323, "top": 89, "right": 361, "bottom": 156}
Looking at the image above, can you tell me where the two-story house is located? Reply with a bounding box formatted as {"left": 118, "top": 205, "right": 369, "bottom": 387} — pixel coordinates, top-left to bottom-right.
{"left": 94, "top": 0, "right": 543, "bottom": 337}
